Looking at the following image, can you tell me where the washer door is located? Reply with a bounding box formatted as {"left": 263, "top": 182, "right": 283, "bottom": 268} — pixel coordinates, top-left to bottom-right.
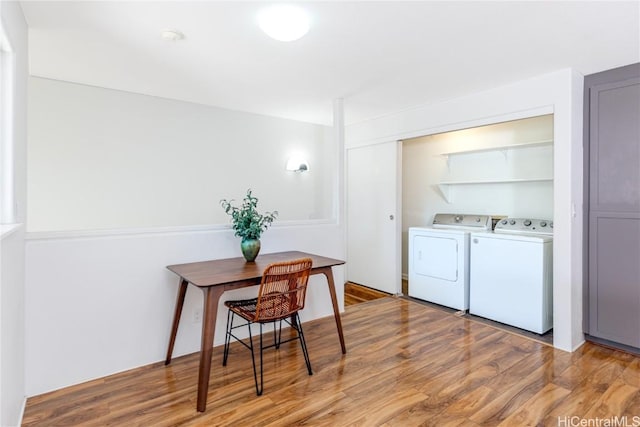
{"left": 412, "top": 235, "right": 458, "bottom": 281}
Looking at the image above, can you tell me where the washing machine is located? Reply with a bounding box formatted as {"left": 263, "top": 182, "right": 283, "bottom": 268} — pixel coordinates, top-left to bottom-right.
{"left": 409, "top": 213, "right": 492, "bottom": 311}
{"left": 470, "top": 218, "right": 553, "bottom": 334}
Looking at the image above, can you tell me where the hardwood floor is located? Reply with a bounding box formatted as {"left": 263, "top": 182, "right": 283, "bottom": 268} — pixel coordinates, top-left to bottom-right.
{"left": 23, "top": 297, "right": 640, "bottom": 426}
{"left": 344, "top": 282, "right": 389, "bottom": 306}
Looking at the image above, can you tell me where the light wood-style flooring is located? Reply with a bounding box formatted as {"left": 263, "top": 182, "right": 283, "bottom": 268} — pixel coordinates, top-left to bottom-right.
{"left": 344, "top": 282, "right": 389, "bottom": 306}
{"left": 23, "top": 297, "right": 640, "bottom": 426}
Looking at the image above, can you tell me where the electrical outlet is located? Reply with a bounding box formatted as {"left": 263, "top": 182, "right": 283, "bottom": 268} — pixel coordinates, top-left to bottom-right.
{"left": 192, "top": 308, "right": 202, "bottom": 323}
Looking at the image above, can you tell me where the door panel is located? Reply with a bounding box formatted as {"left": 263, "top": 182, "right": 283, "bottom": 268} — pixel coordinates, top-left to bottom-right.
{"left": 347, "top": 141, "right": 399, "bottom": 294}
{"left": 590, "top": 79, "right": 640, "bottom": 211}
{"left": 589, "top": 215, "right": 640, "bottom": 347}
{"left": 413, "top": 235, "right": 458, "bottom": 281}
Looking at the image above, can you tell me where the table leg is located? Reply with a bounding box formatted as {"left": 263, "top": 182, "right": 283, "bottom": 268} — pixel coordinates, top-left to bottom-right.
{"left": 197, "top": 286, "right": 225, "bottom": 412}
{"left": 320, "top": 267, "right": 347, "bottom": 354}
{"left": 165, "top": 278, "right": 189, "bottom": 365}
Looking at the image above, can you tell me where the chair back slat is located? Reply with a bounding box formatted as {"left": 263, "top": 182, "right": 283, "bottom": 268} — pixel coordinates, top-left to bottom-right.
{"left": 254, "top": 258, "right": 312, "bottom": 322}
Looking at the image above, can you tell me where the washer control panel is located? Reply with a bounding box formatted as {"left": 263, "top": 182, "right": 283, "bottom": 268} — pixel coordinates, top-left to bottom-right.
{"left": 494, "top": 218, "right": 553, "bottom": 235}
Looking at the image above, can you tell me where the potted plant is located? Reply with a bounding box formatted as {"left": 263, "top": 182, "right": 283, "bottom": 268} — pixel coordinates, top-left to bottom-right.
{"left": 220, "top": 189, "right": 278, "bottom": 262}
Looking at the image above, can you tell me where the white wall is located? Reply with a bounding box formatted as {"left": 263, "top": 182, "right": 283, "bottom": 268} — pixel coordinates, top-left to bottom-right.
{"left": 402, "top": 115, "right": 554, "bottom": 275}
{"left": 28, "top": 77, "right": 336, "bottom": 232}
{"left": 0, "top": 1, "right": 28, "bottom": 426}
{"left": 346, "top": 68, "right": 584, "bottom": 352}
{"left": 0, "top": 229, "right": 25, "bottom": 427}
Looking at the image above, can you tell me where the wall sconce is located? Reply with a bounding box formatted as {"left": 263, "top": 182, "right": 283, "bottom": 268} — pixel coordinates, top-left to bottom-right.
{"left": 286, "top": 157, "right": 309, "bottom": 172}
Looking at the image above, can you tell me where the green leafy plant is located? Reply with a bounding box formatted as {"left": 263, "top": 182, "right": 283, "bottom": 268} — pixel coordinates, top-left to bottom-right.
{"left": 220, "top": 189, "right": 278, "bottom": 240}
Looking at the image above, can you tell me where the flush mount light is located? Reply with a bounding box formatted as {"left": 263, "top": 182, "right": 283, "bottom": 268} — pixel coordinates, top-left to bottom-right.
{"left": 161, "top": 29, "right": 185, "bottom": 42}
{"left": 258, "top": 4, "right": 310, "bottom": 42}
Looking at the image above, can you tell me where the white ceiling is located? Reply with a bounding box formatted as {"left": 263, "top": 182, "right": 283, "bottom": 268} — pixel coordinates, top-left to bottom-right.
{"left": 20, "top": 1, "right": 640, "bottom": 126}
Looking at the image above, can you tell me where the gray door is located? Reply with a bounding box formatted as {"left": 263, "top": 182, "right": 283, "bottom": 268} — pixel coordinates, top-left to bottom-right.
{"left": 586, "top": 65, "right": 640, "bottom": 349}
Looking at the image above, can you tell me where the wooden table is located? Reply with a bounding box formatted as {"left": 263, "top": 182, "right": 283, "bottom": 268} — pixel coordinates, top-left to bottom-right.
{"left": 164, "top": 251, "right": 346, "bottom": 412}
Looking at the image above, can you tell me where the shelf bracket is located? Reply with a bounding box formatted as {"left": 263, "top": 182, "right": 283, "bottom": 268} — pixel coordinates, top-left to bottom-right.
{"left": 437, "top": 184, "right": 453, "bottom": 204}
{"left": 439, "top": 154, "right": 452, "bottom": 170}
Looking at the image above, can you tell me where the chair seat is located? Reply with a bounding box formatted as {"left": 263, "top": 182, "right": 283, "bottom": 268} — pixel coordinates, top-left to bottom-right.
{"left": 225, "top": 298, "right": 259, "bottom": 320}
{"left": 225, "top": 293, "right": 295, "bottom": 323}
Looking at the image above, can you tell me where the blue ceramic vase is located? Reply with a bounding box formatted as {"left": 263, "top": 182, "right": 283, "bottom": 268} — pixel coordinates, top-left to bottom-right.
{"left": 240, "top": 238, "right": 261, "bottom": 262}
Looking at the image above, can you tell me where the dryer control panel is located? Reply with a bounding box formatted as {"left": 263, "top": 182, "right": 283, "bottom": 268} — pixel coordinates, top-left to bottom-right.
{"left": 494, "top": 218, "right": 553, "bottom": 235}
{"left": 432, "top": 213, "right": 492, "bottom": 230}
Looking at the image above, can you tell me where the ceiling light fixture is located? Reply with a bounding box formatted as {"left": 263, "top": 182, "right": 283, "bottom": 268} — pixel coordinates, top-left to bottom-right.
{"left": 161, "top": 29, "right": 185, "bottom": 42}
{"left": 257, "top": 4, "right": 310, "bottom": 42}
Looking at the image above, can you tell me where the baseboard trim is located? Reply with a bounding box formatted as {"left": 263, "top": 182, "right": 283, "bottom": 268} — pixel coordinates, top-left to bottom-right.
{"left": 15, "top": 396, "right": 27, "bottom": 427}
{"left": 585, "top": 334, "right": 639, "bottom": 356}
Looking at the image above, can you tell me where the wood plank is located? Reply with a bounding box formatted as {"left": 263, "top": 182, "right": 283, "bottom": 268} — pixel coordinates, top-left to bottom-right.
{"left": 344, "top": 282, "right": 389, "bottom": 306}
{"left": 469, "top": 363, "right": 553, "bottom": 425}
{"left": 497, "top": 383, "right": 571, "bottom": 426}
{"left": 583, "top": 378, "right": 640, "bottom": 420}
{"left": 546, "top": 358, "right": 630, "bottom": 421}
{"left": 440, "top": 385, "right": 498, "bottom": 419}
{"left": 622, "top": 358, "right": 640, "bottom": 388}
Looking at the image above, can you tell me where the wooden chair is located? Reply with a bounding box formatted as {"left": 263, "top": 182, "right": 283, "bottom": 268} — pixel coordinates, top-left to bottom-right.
{"left": 222, "top": 258, "right": 313, "bottom": 395}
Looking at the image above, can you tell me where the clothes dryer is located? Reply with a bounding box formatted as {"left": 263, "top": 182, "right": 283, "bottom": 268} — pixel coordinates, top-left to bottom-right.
{"left": 409, "top": 213, "right": 492, "bottom": 311}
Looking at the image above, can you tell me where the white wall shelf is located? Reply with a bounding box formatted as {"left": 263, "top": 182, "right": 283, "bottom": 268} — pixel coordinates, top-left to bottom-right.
{"left": 438, "top": 138, "right": 553, "bottom": 159}
{"left": 438, "top": 178, "right": 553, "bottom": 203}
{"left": 439, "top": 139, "right": 554, "bottom": 168}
